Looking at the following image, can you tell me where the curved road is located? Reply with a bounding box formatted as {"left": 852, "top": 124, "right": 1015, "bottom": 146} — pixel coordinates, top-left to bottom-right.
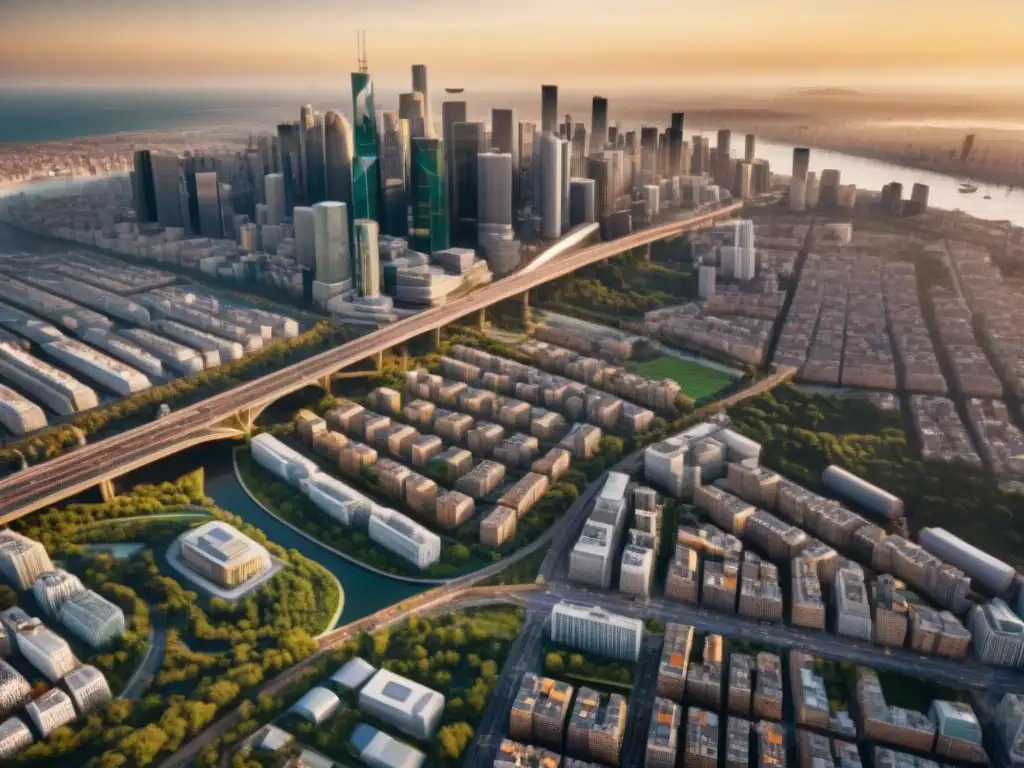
{"left": 0, "top": 202, "right": 742, "bottom": 523}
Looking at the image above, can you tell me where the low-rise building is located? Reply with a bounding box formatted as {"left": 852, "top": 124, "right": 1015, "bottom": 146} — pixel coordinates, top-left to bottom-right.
{"left": 510, "top": 673, "right": 574, "bottom": 748}
{"left": 455, "top": 460, "right": 506, "bottom": 499}
{"left": 656, "top": 622, "right": 694, "bottom": 701}
{"left": 32, "top": 569, "right": 85, "bottom": 618}
{"left": 646, "top": 697, "right": 682, "bottom": 768}
{"left": 358, "top": 668, "right": 446, "bottom": 740}
{"left": 494, "top": 740, "right": 562, "bottom": 768}
{"left": 64, "top": 664, "right": 112, "bottom": 714}
{"left": 792, "top": 557, "right": 826, "bottom": 629}
{"left": 753, "top": 652, "right": 784, "bottom": 721}
{"left": 757, "top": 720, "right": 786, "bottom": 768}
{"left": 790, "top": 652, "right": 830, "bottom": 729}
{"left": 498, "top": 473, "right": 549, "bottom": 519}
{"left": 58, "top": 589, "right": 125, "bottom": 648}
{"left": 291, "top": 686, "right": 340, "bottom": 725}
{"left": 725, "top": 716, "right": 752, "bottom": 768}
{"left": 684, "top": 707, "right": 719, "bottom": 768}
{"left": 531, "top": 447, "right": 572, "bottom": 481}
{"left": 728, "top": 653, "right": 754, "bottom": 715}
{"left": 0, "top": 530, "right": 53, "bottom": 591}
{"left": 835, "top": 566, "right": 873, "bottom": 641}
{"left": 666, "top": 543, "right": 700, "bottom": 604}
{"left": 929, "top": 700, "right": 987, "bottom": 763}
{"left": 0, "top": 660, "right": 29, "bottom": 718}
{"left": 0, "top": 717, "right": 32, "bottom": 758}
{"left": 435, "top": 490, "right": 474, "bottom": 528}
{"left": 857, "top": 667, "right": 937, "bottom": 752}
{"left": 566, "top": 687, "right": 627, "bottom": 765}
{"left": 968, "top": 599, "right": 1024, "bottom": 667}
{"left": 368, "top": 510, "right": 442, "bottom": 569}
{"left": 479, "top": 506, "right": 517, "bottom": 548}
{"left": 560, "top": 423, "right": 602, "bottom": 459}
{"left": 178, "top": 521, "right": 272, "bottom": 589}
{"left": 26, "top": 688, "right": 76, "bottom": 737}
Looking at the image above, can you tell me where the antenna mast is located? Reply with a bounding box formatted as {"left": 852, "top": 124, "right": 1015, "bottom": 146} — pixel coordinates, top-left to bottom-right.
{"left": 357, "top": 30, "right": 368, "bottom": 73}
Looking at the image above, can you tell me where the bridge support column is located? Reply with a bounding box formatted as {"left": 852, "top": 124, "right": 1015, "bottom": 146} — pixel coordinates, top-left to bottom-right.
{"left": 644, "top": 242, "right": 652, "bottom": 262}
{"left": 431, "top": 327, "right": 442, "bottom": 350}
{"left": 400, "top": 344, "right": 410, "bottom": 372}
{"left": 521, "top": 291, "right": 533, "bottom": 330}
{"left": 316, "top": 374, "right": 333, "bottom": 393}
{"left": 98, "top": 478, "right": 116, "bottom": 503}
{"left": 477, "top": 308, "right": 486, "bottom": 332}
{"left": 375, "top": 351, "right": 384, "bottom": 370}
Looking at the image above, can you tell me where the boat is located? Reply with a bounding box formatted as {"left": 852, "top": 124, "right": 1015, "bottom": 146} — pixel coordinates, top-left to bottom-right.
{"left": 959, "top": 182, "right": 978, "bottom": 194}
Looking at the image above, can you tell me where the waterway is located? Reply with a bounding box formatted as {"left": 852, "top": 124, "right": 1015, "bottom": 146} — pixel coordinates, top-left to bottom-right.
{"left": 109, "top": 442, "right": 425, "bottom": 626}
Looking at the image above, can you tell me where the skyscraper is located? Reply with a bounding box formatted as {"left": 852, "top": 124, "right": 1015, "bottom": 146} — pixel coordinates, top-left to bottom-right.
{"left": 293, "top": 206, "right": 316, "bottom": 269}
{"left": 541, "top": 85, "right": 558, "bottom": 134}
{"left": 353, "top": 219, "right": 381, "bottom": 297}
{"left": 477, "top": 153, "right": 513, "bottom": 228}
{"left": 399, "top": 92, "right": 427, "bottom": 138}
{"left": 351, "top": 71, "right": 380, "bottom": 223}
{"left": 517, "top": 121, "right": 537, "bottom": 212}
{"left": 277, "top": 122, "right": 302, "bottom": 212}
{"left": 744, "top": 134, "right": 756, "bottom": 163}
{"left": 305, "top": 114, "right": 327, "bottom": 205}
{"left": 131, "top": 151, "right": 158, "bottom": 223}
{"left": 451, "top": 121, "right": 485, "bottom": 247}
{"left": 539, "top": 133, "right": 563, "bottom": 239}
{"left": 571, "top": 124, "right": 587, "bottom": 178}
{"left": 313, "top": 201, "right": 350, "bottom": 284}
{"left": 378, "top": 111, "right": 409, "bottom": 237}
{"left": 195, "top": 171, "right": 223, "bottom": 238}
{"left": 640, "top": 127, "right": 659, "bottom": 186}
{"left": 324, "top": 111, "right": 354, "bottom": 209}
{"left": 491, "top": 109, "right": 517, "bottom": 219}
{"left": 792, "top": 147, "right": 811, "bottom": 182}
{"left": 264, "top": 173, "right": 286, "bottom": 226}
{"left": 411, "top": 64, "right": 434, "bottom": 138}
{"left": 591, "top": 97, "right": 608, "bottom": 154}
{"left": 409, "top": 137, "right": 449, "bottom": 254}
{"left": 299, "top": 104, "right": 315, "bottom": 203}
{"left": 716, "top": 129, "right": 732, "bottom": 188}
{"left": 149, "top": 154, "right": 184, "bottom": 228}
{"left": 560, "top": 137, "right": 571, "bottom": 232}
{"left": 442, "top": 101, "right": 467, "bottom": 237}
{"left": 671, "top": 112, "right": 685, "bottom": 132}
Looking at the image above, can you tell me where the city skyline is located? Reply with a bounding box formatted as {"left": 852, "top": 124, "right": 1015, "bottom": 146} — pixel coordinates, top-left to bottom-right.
{"left": 3, "top": 0, "right": 1024, "bottom": 91}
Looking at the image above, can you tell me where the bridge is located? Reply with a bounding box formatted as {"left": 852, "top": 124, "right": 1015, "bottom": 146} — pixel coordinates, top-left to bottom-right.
{"left": 0, "top": 202, "right": 742, "bottom": 522}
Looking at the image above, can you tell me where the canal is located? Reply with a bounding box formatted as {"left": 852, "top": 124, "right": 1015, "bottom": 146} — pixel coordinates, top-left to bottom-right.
{"left": 110, "top": 441, "right": 425, "bottom": 627}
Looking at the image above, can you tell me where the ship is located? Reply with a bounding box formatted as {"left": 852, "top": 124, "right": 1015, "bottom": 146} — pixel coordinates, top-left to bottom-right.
{"left": 959, "top": 182, "right": 978, "bottom": 194}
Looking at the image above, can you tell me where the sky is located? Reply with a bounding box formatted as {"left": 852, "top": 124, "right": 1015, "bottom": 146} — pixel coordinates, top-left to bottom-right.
{"left": 2, "top": 0, "right": 1024, "bottom": 92}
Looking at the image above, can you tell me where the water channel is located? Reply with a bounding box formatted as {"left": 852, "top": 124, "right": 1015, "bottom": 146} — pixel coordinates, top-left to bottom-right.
{"left": 110, "top": 442, "right": 425, "bottom": 627}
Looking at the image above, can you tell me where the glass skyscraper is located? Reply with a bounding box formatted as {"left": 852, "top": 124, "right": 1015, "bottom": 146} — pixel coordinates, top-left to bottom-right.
{"left": 353, "top": 218, "right": 381, "bottom": 297}
{"left": 351, "top": 71, "right": 381, "bottom": 223}
{"left": 409, "top": 137, "right": 449, "bottom": 254}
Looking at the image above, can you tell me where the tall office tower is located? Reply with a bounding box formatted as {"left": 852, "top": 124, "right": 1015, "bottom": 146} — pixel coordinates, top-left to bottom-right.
{"left": 353, "top": 219, "right": 381, "bottom": 297}
{"left": 569, "top": 178, "right": 596, "bottom": 225}
{"left": 324, "top": 110, "right": 354, "bottom": 222}
{"left": 562, "top": 114, "right": 573, "bottom": 142}
{"left": 539, "top": 133, "right": 563, "bottom": 238}
{"left": 277, "top": 121, "right": 303, "bottom": 212}
{"left": 304, "top": 114, "right": 326, "bottom": 205}
{"left": 517, "top": 122, "right": 537, "bottom": 211}
{"left": 264, "top": 173, "right": 286, "bottom": 226}
{"left": 299, "top": 104, "right": 315, "bottom": 203}
{"left": 312, "top": 201, "right": 351, "bottom": 284}
{"left": 351, "top": 71, "right": 381, "bottom": 223}
{"left": 671, "top": 112, "right": 685, "bottom": 132}
{"left": 586, "top": 157, "right": 609, "bottom": 218}
{"left": 490, "top": 109, "right": 517, "bottom": 218}
{"left": 690, "top": 136, "right": 706, "bottom": 176}
{"left": 411, "top": 64, "right": 435, "bottom": 138}
{"left": 541, "top": 85, "right": 558, "bottom": 134}
{"left": 608, "top": 125, "right": 618, "bottom": 147}
{"left": 591, "top": 97, "right": 609, "bottom": 154}
{"left": 667, "top": 127, "right": 684, "bottom": 177}
{"left": 735, "top": 161, "right": 753, "bottom": 200}
{"left": 451, "top": 121, "right": 485, "bottom": 247}
{"left": 194, "top": 171, "right": 223, "bottom": 238}
{"left": 744, "top": 134, "right": 756, "bottom": 162}
{"left": 715, "top": 129, "right": 732, "bottom": 188}
{"left": 559, "top": 138, "right": 572, "bottom": 232}
{"left": 131, "top": 151, "right": 158, "bottom": 222}
{"left": 792, "top": 147, "right": 810, "bottom": 181}
{"left": 640, "top": 126, "right": 659, "bottom": 186}
{"left": 149, "top": 154, "right": 184, "bottom": 228}
{"left": 292, "top": 206, "right": 316, "bottom": 269}
{"left": 399, "top": 92, "right": 427, "bottom": 137}
{"left": 245, "top": 148, "right": 265, "bottom": 207}
{"left": 570, "top": 124, "right": 587, "bottom": 178}
{"left": 378, "top": 111, "right": 408, "bottom": 237}
{"left": 409, "top": 137, "right": 450, "bottom": 254}
{"left": 477, "top": 153, "right": 514, "bottom": 228}
{"left": 442, "top": 100, "right": 467, "bottom": 233}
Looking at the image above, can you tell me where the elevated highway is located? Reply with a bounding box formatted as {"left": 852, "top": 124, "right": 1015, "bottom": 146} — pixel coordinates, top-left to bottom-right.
{"left": 0, "top": 202, "right": 741, "bottom": 522}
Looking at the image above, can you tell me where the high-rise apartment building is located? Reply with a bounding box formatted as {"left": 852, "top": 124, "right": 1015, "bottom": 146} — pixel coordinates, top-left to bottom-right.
{"left": 409, "top": 137, "right": 449, "bottom": 254}
{"left": 619, "top": 545, "right": 654, "bottom": 599}
{"left": 835, "top": 566, "right": 873, "bottom": 641}
{"left": 541, "top": 85, "right": 558, "bottom": 134}
{"left": 353, "top": 219, "right": 381, "bottom": 297}
{"left": 753, "top": 652, "right": 784, "bottom": 721}
{"left": 566, "top": 687, "right": 626, "bottom": 766}
{"left": 728, "top": 653, "right": 754, "bottom": 715}
{"left": 550, "top": 603, "right": 643, "bottom": 662}
{"left": 792, "top": 557, "right": 826, "bottom": 629}
{"left": 569, "top": 520, "right": 615, "bottom": 589}
{"left": 313, "top": 201, "right": 351, "bottom": 284}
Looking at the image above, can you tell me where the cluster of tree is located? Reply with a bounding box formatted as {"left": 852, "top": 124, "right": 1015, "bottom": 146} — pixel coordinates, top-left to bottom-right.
{"left": 543, "top": 650, "right": 633, "bottom": 687}
{"left": 0, "top": 320, "right": 350, "bottom": 477}
{"left": 7, "top": 471, "right": 338, "bottom": 768}
{"left": 728, "top": 384, "right": 1024, "bottom": 568}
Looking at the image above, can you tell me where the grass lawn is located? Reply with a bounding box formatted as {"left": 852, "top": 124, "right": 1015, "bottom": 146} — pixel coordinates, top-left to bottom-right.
{"left": 627, "top": 356, "right": 733, "bottom": 400}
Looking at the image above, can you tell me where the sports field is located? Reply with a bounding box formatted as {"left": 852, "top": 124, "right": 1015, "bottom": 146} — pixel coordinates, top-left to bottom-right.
{"left": 626, "top": 356, "right": 734, "bottom": 401}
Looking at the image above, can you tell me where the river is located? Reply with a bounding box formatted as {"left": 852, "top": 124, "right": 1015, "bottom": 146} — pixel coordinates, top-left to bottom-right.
{"left": 111, "top": 442, "right": 425, "bottom": 626}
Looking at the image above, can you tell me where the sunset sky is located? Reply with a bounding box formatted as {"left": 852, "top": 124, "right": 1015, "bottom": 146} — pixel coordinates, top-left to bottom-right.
{"left": 2, "top": 0, "right": 1024, "bottom": 92}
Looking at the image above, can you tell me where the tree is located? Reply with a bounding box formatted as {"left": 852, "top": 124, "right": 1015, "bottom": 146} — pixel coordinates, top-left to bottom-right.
{"left": 545, "top": 652, "right": 564, "bottom": 673}
{"left": 569, "top": 653, "right": 585, "bottom": 670}
{"left": 438, "top": 722, "right": 474, "bottom": 760}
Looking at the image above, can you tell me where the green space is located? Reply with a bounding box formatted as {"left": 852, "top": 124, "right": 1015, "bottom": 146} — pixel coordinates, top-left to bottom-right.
{"left": 728, "top": 383, "right": 1024, "bottom": 568}
{"left": 873, "top": 668, "right": 966, "bottom": 712}
{"left": 226, "top": 606, "right": 525, "bottom": 768}
{"left": 8, "top": 469, "right": 340, "bottom": 768}
{"left": 543, "top": 649, "right": 634, "bottom": 690}
{"left": 478, "top": 543, "right": 549, "bottom": 587}
{"left": 626, "top": 356, "right": 733, "bottom": 401}
{"left": 0, "top": 319, "right": 352, "bottom": 477}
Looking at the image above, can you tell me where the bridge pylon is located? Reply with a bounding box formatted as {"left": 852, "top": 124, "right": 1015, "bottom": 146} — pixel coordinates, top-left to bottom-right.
{"left": 98, "top": 478, "right": 116, "bottom": 503}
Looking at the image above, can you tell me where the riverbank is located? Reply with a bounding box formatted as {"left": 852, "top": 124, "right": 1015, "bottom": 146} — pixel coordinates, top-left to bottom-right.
{"left": 232, "top": 446, "right": 451, "bottom": 586}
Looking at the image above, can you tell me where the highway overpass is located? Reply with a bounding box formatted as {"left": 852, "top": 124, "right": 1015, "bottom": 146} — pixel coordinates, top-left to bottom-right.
{"left": 0, "top": 201, "right": 742, "bottom": 522}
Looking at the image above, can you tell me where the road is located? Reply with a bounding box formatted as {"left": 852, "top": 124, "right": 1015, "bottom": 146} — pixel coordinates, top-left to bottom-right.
{"left": 0, "top": 202, "right": 743, "bottom": 522}
{"left": 117, "top": 616, "right": 167, "bottom": 702}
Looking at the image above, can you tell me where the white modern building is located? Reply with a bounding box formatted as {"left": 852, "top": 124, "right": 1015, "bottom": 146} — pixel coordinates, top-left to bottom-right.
{"left": 367, "top": 510, "right": 441, "bottom": 569}
{"left": 25, "top": 688, "right": 76, "bottom": 737}
{"left": 178, "top": 521, "right": 272, "bottom": 590}
{"left": 330, "top": 657, "right": 377, "bottom": 692}
{"left": 15, "top": 619, "right": 77, "bottom": 682}
{"left": 539, "top": 133, "right": 564, "bottom": 239}
{"left": 250, "top": 432, "right": 320, "bottom": 485}
{"left": 300, "top": 472, "right": 373, "bottom": 528}
{"left": 358, "top": 668, "right": 446, "bottom": 740}
{"left": 969, "top": 599, "right": 1024, "bottom": 668}
{"left": 0, "top": 383, "right": 46, "bottom": 436}
{"left": 569, "top": 520, "right": 615, "bottom": 590}
{"left": 313, "top": 200, "right": 351, "bottom": 284}
{"left": 64, "top": 664, "right": 112, "bottom": 714}
{"left": 350, "top": 723, "right": 425, "bottom": 768}
{"left": 0, "top": 660, "right": 30, "bottom": 717}
{"left": 58, "top": 590, "right": 126, "bottom": 648}
{"left": 353, "top": 219, "right": 381, "bottom": 297}
{"left": 0, "top": 717, "right": 32, "bottom": 758}
{"left": 550, "top": 602, "right": 644, "bottom": 662}
{"left": 620, "top": 545, "right": 655, "bottom": 599}
{"left": 291, "top": 686, "right": 340, "bottom": 725}
{"left": 32, "top": 569, "right": 84, "bottom": 617}
{"left": 0, "top": 530, "right": 54, "bottom": 590}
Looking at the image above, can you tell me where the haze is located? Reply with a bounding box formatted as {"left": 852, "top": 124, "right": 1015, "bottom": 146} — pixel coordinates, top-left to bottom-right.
{"left": 2, "top": 0, "right": 1024, "bottom": 92}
